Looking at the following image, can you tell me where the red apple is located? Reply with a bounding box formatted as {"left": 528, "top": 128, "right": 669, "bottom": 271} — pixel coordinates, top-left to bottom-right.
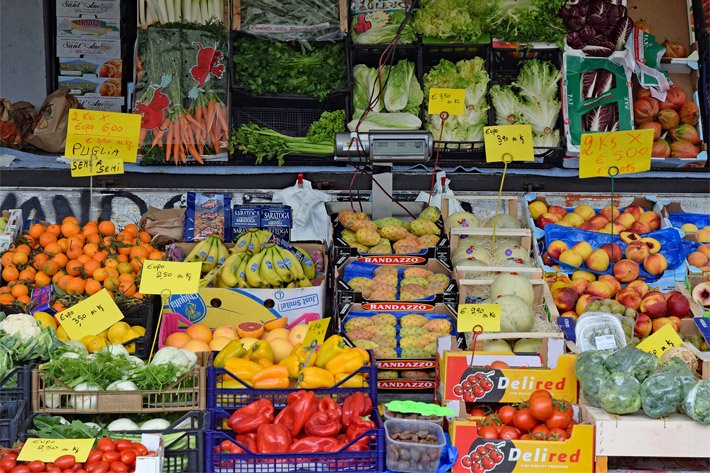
{"left": 666, "top": 292, "right": 691, "bottom": 318}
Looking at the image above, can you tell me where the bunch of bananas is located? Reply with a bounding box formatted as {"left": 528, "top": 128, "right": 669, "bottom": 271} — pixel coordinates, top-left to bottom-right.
{"left": 215, "top": 230, "right": 316, "bottom": 289}
{"left": 184, "top": 234, "right": 229, "bottom": 275}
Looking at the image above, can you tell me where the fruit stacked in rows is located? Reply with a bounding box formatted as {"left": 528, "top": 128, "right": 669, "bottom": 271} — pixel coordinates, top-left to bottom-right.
{"left": 337, "top": 206, "right": 442, "bottom": 255}
{"left": 346, "top": 266, "right": 451, "bottom": 301}
{"left": 529, "top": 201, "right": 661, "bottom": 235}
{"left": 0, "top": 218, "right": 162, "bottom": 311}
{"left": 687, "top": 240, "right": 710, "bottom": 272}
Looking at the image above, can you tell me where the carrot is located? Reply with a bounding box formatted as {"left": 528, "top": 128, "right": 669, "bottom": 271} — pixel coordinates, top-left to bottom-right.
{"left": 165, "top": 121, "right": 173, "bottom": 162}
{"left": 150, "top": 117, "right": 171, "bottom": 147}
{"left": 187, "top": 144, "right": 205, "bottom": 164}
{"left": 138, "top": 127, "right": 147, "bottom": 147}
{"left": 216, "top": 103, "right": 229, "bottom": 139}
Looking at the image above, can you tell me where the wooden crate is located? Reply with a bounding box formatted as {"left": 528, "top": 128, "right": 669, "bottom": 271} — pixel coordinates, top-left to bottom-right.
{"left": 441, "top": 195, "right": 525, "bottom": 234}
{"left": 580, "top": 400, "right": 710, "bottom": 472}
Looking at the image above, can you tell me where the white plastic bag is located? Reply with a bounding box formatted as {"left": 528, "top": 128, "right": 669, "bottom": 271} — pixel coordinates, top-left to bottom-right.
{"left": 272, "top": 178, "right": 334, "bottom": 242}
{"left": 415, "top": 171, "right": 463, "bottom": 215}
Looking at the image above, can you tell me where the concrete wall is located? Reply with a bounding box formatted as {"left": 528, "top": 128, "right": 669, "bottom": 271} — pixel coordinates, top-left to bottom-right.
{"left": 0, "top": 0, "right": 47, "bottom": 104}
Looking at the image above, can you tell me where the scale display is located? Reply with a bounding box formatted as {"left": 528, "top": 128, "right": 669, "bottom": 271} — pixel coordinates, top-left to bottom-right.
{"left": 372, "top": 139, "right": 426, "bottom": 157}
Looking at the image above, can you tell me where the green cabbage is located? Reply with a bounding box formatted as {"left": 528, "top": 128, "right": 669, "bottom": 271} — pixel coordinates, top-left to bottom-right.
{"left": 347, "top": 113, "right": 422, "bottom": 132}
{"left": 384, "top": 61, "right": 415, "bottom": 112}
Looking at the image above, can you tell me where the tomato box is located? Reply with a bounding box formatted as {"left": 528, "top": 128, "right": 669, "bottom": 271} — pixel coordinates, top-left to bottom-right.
{"left": 56, "top": 16, "right": 121, "bottom": 39}
{"left": 450, "top": 420, "right": 595, "bottom": 473}
{"left": 56, "top": 37, "right": 121, "bottom": 58}
{"left": 76, "top": 95, "right": 125, "bottom": 112}
{"left": 55, "top": 0, "right": 121, "bottom": 18}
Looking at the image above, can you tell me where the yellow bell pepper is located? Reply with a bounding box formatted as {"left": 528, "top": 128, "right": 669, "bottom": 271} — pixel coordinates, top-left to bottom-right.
{"left": 252, "top": 365, "right": 289, "bottom": 383}
{"left": 325, "top": 350, "right": 364, "bottom": 375}
{"left": 279, "top": 354, "right": 301, "bottom": 379}
{"left": 335, "top": 373, "right": 368, "bottom": 388}
{"left": 219, "top": 379, "right": 248, "bottom": 389}
{"left": 298, "top": 367, "right": 335, "bottom": 389}
{"left": 352, "top": 347, "right": 370, "bottom": 364}
{"left": 224, "top": 358, "right": 262, "bottom": 382}
{"left": 248, "top": 341, "right": 274, "bottom": 363}
{"left": 253, "top": 377, "right": 290, "bottom": 389}
{"left": 213, "top": 339, "right": 247, "bottom": 368}
{"left": 292, "top": 343, "right": 317, "bottom": 368}
{"left": 315, "top": 335, "right": 348, "bottom": 367}
{"left": 256, "top": 357, "right": 274, "bottom": 368}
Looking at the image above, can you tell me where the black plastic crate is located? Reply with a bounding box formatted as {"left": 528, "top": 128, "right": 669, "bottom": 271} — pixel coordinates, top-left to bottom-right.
{"left": 119, "top": 295, "right": 160, "bottom": 359}
{"left": 0, "top": 364, "right": 32, "bottom": 416}
{"left": 0, "top": 400, "right": 26, "bottom": 448}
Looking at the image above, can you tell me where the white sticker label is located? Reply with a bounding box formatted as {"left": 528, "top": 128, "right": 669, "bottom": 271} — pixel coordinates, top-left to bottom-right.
{"left": 595, "top": 334, "right": 617, "bottom": 351}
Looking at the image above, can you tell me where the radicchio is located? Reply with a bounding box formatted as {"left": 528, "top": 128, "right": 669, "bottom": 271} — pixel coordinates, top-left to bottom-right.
{"left": 582, "top": 71, "right": 599, "bottom": 100}
{"left": 583, "top": 103, "right": 617, "bottom": 132}
{"left": 611, "top": 16, "right": 634, "bottom": 51}
{"left": 582, "top": 44, "right": 614, "bottom": 57}
{"left": 593, "top": 70, "right": 615, "bottom": 97}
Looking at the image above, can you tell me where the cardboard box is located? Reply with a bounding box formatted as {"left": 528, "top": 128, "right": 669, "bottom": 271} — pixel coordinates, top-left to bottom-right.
{"left": 450, "top": 421, "right": 594, "bottom": 473}
{"left": 56, "top": 37, "right": 121, "bottom": 57}
{"left": 58, "top": 75, "right": 122, "bottom": 96}
{"left": 135, "top": 434, "right": 165, "bottom": 473}
{"left": 57, "top": 16, "right": 121, "bottom": 38}
{"left": 76, "top": 95, "right": 125, "bottom": 112}
{"left": 680, "top": 318, "right": 710, "bottom": 380}
{"left": 59, "top": 57, "right": 122, "bottom": 77}
{"left": 0, "top": 209, "right": 23, "bottom": 249}
{"left": 56, "top": 0, "right": 121, "bottom": 18}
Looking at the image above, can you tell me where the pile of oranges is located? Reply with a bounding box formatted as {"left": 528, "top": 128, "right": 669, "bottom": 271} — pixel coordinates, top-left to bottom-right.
{"left": 0, "top": 217, "right": 164, "bottom": 311}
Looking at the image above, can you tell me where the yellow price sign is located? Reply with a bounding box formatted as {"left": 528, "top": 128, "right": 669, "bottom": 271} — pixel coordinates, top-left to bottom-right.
{"left": 304, "top": 317, "right": 331, "bottom": 346}
{"left": 579, "top": 129, "right": 653, "bottom": 178}
{"left": 139, "top": 261, "right": 201, "bottom": 295}
{"left": 70, "top": 156, "right": 124, "bottom": 177}
{"left": 17, "top": 438, "right": 95, "bottom": 463}
{"left": 483, "top": 125, "right": 534, "bottom": 163}
{"left": 636, "top": 323, "right": 685, "bottom": 359}
{"left": 65, "top": 109, "right": 142, "bottom": 163}
{"left": 56, "top": 288, "right": 124, "bottom": 341}
{"left": 428, "top": 88, "right": 465, "bottom": 116}
{"left": 457, "top": 304, "right": 501, "bottom": 332}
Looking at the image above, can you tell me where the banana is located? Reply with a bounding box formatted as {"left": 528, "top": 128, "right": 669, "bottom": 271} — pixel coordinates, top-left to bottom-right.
{"left": 246, "top": 231, "right": 262, "bottom": 255}
{"left": 185, "top": 238, "right": 211, "bottom": 262}
{"left": 286, "top": 281, "right": 298, "bottom": 288}
{"left": 218, "top": 253, "right": 243, "bottom": 287}
{"left": 297, "top": 277, "right": 312, "bottom": 288}
{"left": 293, "top": 245, "right": 317, "bottom": 280}
{"left": 232, "top": 231, "right": 253, "bottom": 254}
{"left": 216, "top": 240, "right": 229, "bottom": 266}
{"left": 276, "top": 246, "right": 305, "bottom": 281}
{"left": 255, "top": 229, "right": 272, "bottom": 250}
{"left": 234, "top": 255, "right": 249, "bottom": 288}
{"left": 200, "top": 267, "right": 218, "bottom": 287}
{"left": 202, "top": 237, "right": 220, "bottom": 272}
{"left": 259, "top": 247, "right": 284, "bottom": 288}
{"left": 270, "top": 245, "right": 293, "bottom": 283}
{"left": 245, "top": 250, "right": 267, "bottom": 288}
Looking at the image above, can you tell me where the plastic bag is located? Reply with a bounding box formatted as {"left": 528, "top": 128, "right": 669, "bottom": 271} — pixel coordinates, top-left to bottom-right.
{"left": 184, "top": 192, "right": 231, "bottom": 241}
{"left": 659, "top": 357, "right": 698, "bottom": 410}
{"left": 272, "top": 179, "right": 333, "bottom": 243}
{"left": 416, "top": 172, "right": 464, "bottom": 216}
{"left": 575, "top": 351, "right": 611, "bottom": 407}
{"left": 351, "top": 8, "right": 416, "bottom": 45}
{"left": 240, "top": 0, "right": 344, "bottom": 42}
{"left": 599, "top": 372, "right": 642, "bottom": 415}
{"left": 683, "top": 380, "right": 710, "bottom": 424}
{"left": 641, "top": 371, "right": 683, "bottom": 418}
{"left": 604, "top": 345, "right": 659, "bottom": 382}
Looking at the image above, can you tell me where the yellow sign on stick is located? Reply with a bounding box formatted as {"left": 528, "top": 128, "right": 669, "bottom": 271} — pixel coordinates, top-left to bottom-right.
{"left": 637, "top": 323, "right": 685, "bottom": 359}
{"left": 55, "top": 288, "right": 124, "bottom": 341}
{"left": 70, "top": 156, "right": 124, "bottom": 177}
{"left": 17, "top": 438, "right": 95, "bottom": 463}
{"left": 65, "top": 109, "right": 142, "bottom": 163}
{"left": 483, "top": 125, "right": 534, "bottom": 163}
{"left": 139, "top": 261, "right": 201, "bottom": 295}
{"left": 304, "top": 317, "right": 331, "bottom": 346}
{"left": 457, "top": 304, "right": 501, "bottom": 332}
{"left": 428, "top": 88, "right": 466, "bottom": 115}
{"left": 579, "top": 129, "right": 653, "bottom": 178}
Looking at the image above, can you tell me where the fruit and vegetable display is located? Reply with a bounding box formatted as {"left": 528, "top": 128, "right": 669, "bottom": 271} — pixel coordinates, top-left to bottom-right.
{"left": 529, "top": 201, "right": 661, "bottom": 234}
{"left": 342, "top": 264, "right": 451, "bottom": 302}
{"left": 0, "top": 313, "right": 58, "bottom": 381}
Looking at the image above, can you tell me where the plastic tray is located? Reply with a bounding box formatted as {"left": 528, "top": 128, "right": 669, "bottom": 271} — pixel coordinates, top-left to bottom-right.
{"left": 575, "top": 312, "right": 627, "bottom": 354}
{"left": 385, "top": 418, "right": 445, "bottom": 473}
{"left": 0, "top": 400, "right": 26, "bottom": 447}
{"left": 383, "top": 406, "right": 445, "bottom": 428}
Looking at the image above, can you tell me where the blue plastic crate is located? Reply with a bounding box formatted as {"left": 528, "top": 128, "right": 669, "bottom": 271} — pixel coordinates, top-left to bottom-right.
{"left": 0, "top": 400, "right": 26, "bottom": 448}
{"left": 0, "top": 364, "right": 32, "bottom": 416}
{"left": 204, "top": 408, "right": 385, "bottom": 473}
{"left": 207, "top": 353, "right": 378, "bottom": 411}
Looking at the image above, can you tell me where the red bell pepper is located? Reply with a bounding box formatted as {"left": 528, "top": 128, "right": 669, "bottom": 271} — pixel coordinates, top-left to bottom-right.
{"left": 341, "top": 392, "right": 373, "bottom": 426}
{"left": 274, "top": 390, "right": 319, "bottom": 437}
{"left": 289, "top": 436, "right": 341, "bottom": 453}
{"left": 228, "top": 399, "right": 275, "bottom": 434}
{"left": 346, "top": 416, "right": 375, "bottom": 442}
{"left": 256, "top": 423, "right": 292, "bottom": 453}
{"left": 304, "top": 411, "right": 341, "bottom": 437}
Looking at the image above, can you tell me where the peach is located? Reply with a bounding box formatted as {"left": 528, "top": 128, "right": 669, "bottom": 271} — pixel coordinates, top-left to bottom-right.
{"left": 601, "top": 243, "right": 623, "bottom": 263}
{"left": 599, "top": 275, "right": 621, "bottom": 297}
{"left": 560, "top": 311, "right": 579, "bottom": 319}
{"left": 692, "top": 282, "right": 710, "bottom": 306}
{"left": 570, "top": 278, "right": 590, "bottom": 295}
{"left": 562, "top": 212, "right": 585, "bottom": 227}
{"left": 579, "top": 222, "right": 596, "bottom": 231}
{"left": 667, "top": 316, "right": 681, "bottom": 332}
{"left": 616, "top": 288, "right": 642, "bottom": 310}
{"left": 638, "top": 211, "right": 661, "bottom": 231}
{"left": 663, "top": 290, "right": 682, "bottom": 301}
{"left": 586, "top": 249, "right": 610, "bottom": 272}
{"left": 600, "top": 206, "right": 621, "bottom": 222}
{"left": 572, "top": 270, "right": 596, "bottom": 282}
{"left": 613, "top": 259, "right": 640, "bottom": 283}
{"left": 620, "top": 231, "right": 642, "bottom": 244}
{"left": 614, "top": 213, "right": 636, "bottom": 229}
{"left": 528, "top": 200, "right": 548, "bottom": 220}
{"left": 559, "top": 250, "right": 584, "bottom": 267}
{"left": 652, "top": 317, "right": 673, "bottom": 333}
{"left": 548, "top": 206, "right": 568, "bottom": 219}
{"left": 574, "top": 204, "right": 596, "bottom": 221}
{"left": 626, "top": 240, "right": 651, "bottom": 262}
{"left": 641, "top": 237, "right": 661, "bottom": 254}
{"left": 572, "top": 241, "right": 594, "bottom": 259}
{"left": 547, "top": 240, "right": 568, "bottom": 260}
{"left": 587, "top": 280, "right": 614, "bottom": 299}
{"left": 630, "top": 220, "right": 652, "bottom": 235}
{"left": 600, "top": 224, "right": 623, "bottom": 235}
{"left": 681, "top": 223, "right": 699, "bottom": 233}
{"left": 666, "top": 292, "right": 691, "bottom": 318}
{"left": 541, "top": 251, "right": 555, "bottom": 266}
{"left": 557, "top": 221, "right": 573, "bottom": 227}
{"left": 624, "top": 205, "right": 645, "bottom": 219}
{"left": 634, "top": 313, "right": 652, "bottom": 338}
{"left": 627, "top": 280, "right": 650, "bottom": 297}
{"left": 576, "top": 294, "right": 601, "bottom": 314}
{"left": 697, "top": 226, "right": 710, "bottom": 243}
{"left": 643, "top": 253, "right": 668, "bottom": 275}
{"left": 688, "top": 251, "right": 710, "bottom": 268}
{"left": 553, "top": 286, "right": 580, "bottom": 312}
{"left": 699, "top": 244, "right": 710, "bottom": 259}
{"left": 549, "top": 280, "right": 571, "bottom": 295}
{"left": 536, "top": 212, "right": 560, "bottom": 229}
{"left": 641, "top": 291, "right": 668, "bottom": 319}
{"left": 589, "top": 215, "right": 610, "bottom": 230}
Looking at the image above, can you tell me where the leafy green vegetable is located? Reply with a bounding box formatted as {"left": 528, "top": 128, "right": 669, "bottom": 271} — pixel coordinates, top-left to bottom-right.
{"left": 233, "top": 36, "right": 346, "bottom": 100}
{"left": 490, "top": 85, "right": 521, "bottom": 125}
{"left": 513, "top": 59, "right": 562, "bottom": 103}
{"left": 483, "top": 0, "right": 566, "bottom": 45}
{"left": 347, "top": 112, "right": 422, "bottom": 132}
{"left": 684, "top": 380, "right": 710, "bottom": 424}
{"left": 240, "top": 0, "right": 343, "bottom": 42}
{"left": 413, "top": 0, "right": 490, "bottom": 43}
{"left": 384, "top": 61, "right": 415, "bottom": 112}
{"left": 575, "top": 351, "right": 611, "bottom": 407}
{"left": 352, "top": 10, "right": 416, "bottom": 45}
{"left": 604, "top": 345, "right": 659, "bottom": 382}
{"left": 306, "top": 110, "right": 346, "bottom": 143}
{"left": 641, "top": 370, "right": 684, "bottom": 418}
{"left": 599, "top": 372, "right": 642, "bottom": 415}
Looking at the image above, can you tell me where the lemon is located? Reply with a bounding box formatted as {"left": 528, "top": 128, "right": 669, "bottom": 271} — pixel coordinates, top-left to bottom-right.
{"left": 107, "top": 321, "right": 131, "bottom": 344}
{"left": 125, "top": 342, "right": 136, "bottom": 354}
{"left": 33, "top": 312, "right": 57, "bottom": 330}
{"left": 121, "top": 328, "right": 141, "bottom": 344}
{"left": 131, "top": 325, "right": 146, "bottom": 337}
{"left": 80, "top": 335, "right": 95, "bottom": 349}
{"left": 56, "top": 325, "right": 69, "bottom": 342}
{"left": 86, "top": 336, "right": 108, "bottom": 353}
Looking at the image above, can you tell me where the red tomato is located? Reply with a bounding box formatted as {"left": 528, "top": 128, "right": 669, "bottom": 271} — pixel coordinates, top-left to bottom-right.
{"left": 547, "top": 428, "right": 569, "bottom": 441}
{"left": 86, "top": 461, "right": 109, "bottom": 473}
{"left": 118, "top": 451, "right": 135, "bottom": 466}
{"left": 101, "top": 452, "right": 120, "bottom": 464}
{"left": 10, "top": 466, "right": 30, "bottom": 473}
{"left": 108, "top": 462, "right": 127, "bottom": 473}
{"left": 529, "top": 396, "right": 554, "bottom": 421}
{"left": 131, "top": 444, "right": 147, "bottom": 457}
{"left": 86, "top": 451, "right": 103, "bottom": 464}
{"left": 546, "top": 410, "right": 573, "bottom": 430}
{"left": 482, "top": 414, "right": 503, "bottom": 426}
{"left": 531, "top": 431, "right": 547, "bottom": 440}
{"left": 529, "top": 389, "right": 551, "bottom": 401}
{"left": 62, "top": 469, "right": 74, "bottom": 473}
{"left": 497, "top": 406, "right": 517, "bottom": 426}
{"left": 490, "top": 361, "right": 510, "bottom": 369}
{"left": 469, "top": 407, "right": 487, "bottom": 417}
{"left": 27, "top": 462, "right": 45, "bottom": 473}
{"left": 96, "top": 439, "right": 115, "bottom": 453}
{"left": 72, "top": 465, "right": 83, "bottom": 471}
{"left": 513, "top": 408, "right": 537, "bottom": 431}
{"left": 531, "top": 424, "right": 549, "bottom": 436}
{"left": 566, "top": 423, "right": 576, "bottom": 438}
{"left": 0, "top": 458, "right": 17, "bottom": 472}
{"left": 75, "top": 470, "right": 87, "bottom": 473}
{"left": 113, "top": 442, "right": 131, "bottom": 453}
{"left": 53, "top": 457, "right": 75, "bottom": 470}
{"left": 45, "top": 467, "right": 61, "bottom": 473}
{"left": 520, "top": 434, "right": 531, "bottom": 440}
{"left": 498, "top": 426, "right": 521, "bottom": 440}
{"left": 477, "top": 425, "right": 499, "bottom": 440}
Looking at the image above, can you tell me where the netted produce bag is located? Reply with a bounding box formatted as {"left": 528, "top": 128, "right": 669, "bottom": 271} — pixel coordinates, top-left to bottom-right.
{"left": 683, "top": 380, "right": 710, "bottom": 424}
{"left": 604, "top": 345, "right": 659, "bottom": 382}
{"left": 575, "top": 351, "right": 611, "bottom": 407}
{"left": 599, "top": 372, "right": 641, "bottom": 415}
{"left": 641, "top": 370, "right": 684, "bottom": 418}
{"left": 239, "top": 0, "right": 344, "bottom": 42}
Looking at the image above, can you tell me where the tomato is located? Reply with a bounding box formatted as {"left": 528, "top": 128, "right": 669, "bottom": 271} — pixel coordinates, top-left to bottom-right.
{"left": 469, "top": 407, "right": 487, "bottom": 417}
{"left": 490, "top": 361, "right": 510, "bottom": 369}
{"left": 462, "top": 381, "right": 473, "bottom": 390}
{"left": 86, "top": 461, "right": 109, "bottom": 473}
{"left": 75, "top": 470, "right": 87, "bottom": 473}
{"left": 27, "top": 462, "right": 45, "bottom": 473}
{"left": 520, "top": 434, "right": 531, "bottom": 440}
{"left": 461, "top": 456, "right": 472, "bottom": 467}
{"left": 10, "top": 466, "right": 30, "bottom": 473}
{"left": 499, "top": 426, "right": 521, "bottom": 440}
{"left": 131, "top": 444, "right": 147, "bottom": 457}
{"left": 472, "top": 385, "right": 485, "bottom": 398}
{"left": 566, "top": 422, "right": 577, "bottom": 438}
{"left": 477, "top": 426, "right": 499, "bottom": 440}
{"left": 481, "top": 457, "right": 495, "bottom": 470}
{"left": 497, "top": 405, "right": 517, "bottom": 426}
{"left": 96, "top": 439, "right": 115, "bottom": 453}
{"left": 108, "top": 462, "right": 127, "bottom": 473}
{"left": 479, "top": 379, "right": 493, "bottom": 391}
{"left": 548, "top": 428, "right": 569, "bottom": 440}
{"left": 62, "top": 469, "right": 74, "bottom": 473}
{"left": 490, "top": 450, "right": 504, "bottom": 463}
{"left": 529, "top": 396, "right": 554, "bottom": 421}
{"left": 46, "top": 467, "right": 61, "bottom": 473}
{"left": 546, "top": 409, "right": 573, "bottom": 430}
{"left": 86, "top": 451, "right": 102, "bottom": 464}
{"left": 531, "top": 424, "right": 549, "bottom": 435}
{"left": 101, "top": 452, "right": 120, "bottom": 464}
{"left": 0, "top": 458, "right": 17, "bottom": 472}
{"left": 483, "top": 414, "right": 503, "bottom": 426}
{"left": 529, "top": 389, "right": 551, "bottom": 401}
{"left": 113, "top": 442, "right": 131, "bottom": 453}
{"left": 513, "top": 408, "right": 537, "bottom": 432}
{"left": 531, "top": 432, "right": 547, "bottom": 440}
{"left": 118, "top": 451, "right": 135, "bottom": 466}
{"left": 72, "top": 465, "right": 83, "bottom": 471}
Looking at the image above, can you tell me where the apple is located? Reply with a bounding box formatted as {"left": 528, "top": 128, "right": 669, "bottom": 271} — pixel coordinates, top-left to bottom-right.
{"left": 589, "top": 215, "right": 610, "bottom": 230}
{"left": 666, "top": 292, "right": 691, "bottom": 317}
{"left": 576, "top": 294, "right": 601, "bottom": 315}
{"left": 614, "top": 213, "right": 636, "bottom": 229}
{"left": 640, "top": 291, "right": 668, "bottom": 319}
{"left": 569, "top": 278, "right": 590, "bottom": 295}
{"left": 547, "top": 240, "right": 568, "bottom": 260}
{"left": 587, "top": 280, "right": 614, "bottom": 299}
{"left": 613, "top": 259, "right": 640, "bottom": 283}
{"left": 579, "top": 222, "right": 596, "bottom": 231}
{"left": 528, "top": 201, "right": 548, "bottom": 220}
{"left": 572, "top": 241, "right": 594, "bottom": 260}
{"left": 601, "top": 243, "right": 623, "bottom": 263}
{"left": 667, "top": 315, "right": 681, "bottom": 332}
{"left": 634, "top": 313, "right": 652, "bottom": 338}
{"left": 598, "top": 275, "right": 621, "bottom": 297}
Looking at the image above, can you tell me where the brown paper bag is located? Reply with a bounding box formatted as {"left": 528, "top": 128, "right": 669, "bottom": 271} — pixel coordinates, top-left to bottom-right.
{"left": 26, "top": 88, "right": 80, "bottom": 153}
{"left": 140, "top": 206, "right": 186, "bottom": 245}
{"left": 0, "top": 99, "right": 36, "bottom": 147}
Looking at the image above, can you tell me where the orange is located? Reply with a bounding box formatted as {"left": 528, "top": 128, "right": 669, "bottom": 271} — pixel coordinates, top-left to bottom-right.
{"left": 85, "top": 232, "right": 101, "bottom": 245}
{"left": 139, "top": 231, "right": 151, "bottom": 243}
{"left": 52, "top": 271, "right": 65, "bottom": 284}
{"left": 62, "top": 216, "right": 79, "bottom": 225}
{"left": 117, "top": 246, "right": 131, "bottom": 256}
{"left": 42, "top": 260, "right": 60, "bottom": 276}
{"left": 116, "top": 231, "right": 131, "bottom": 243}
{"left": 28, "top": 223, "right": 46, "bottom": 239}
{"left": 132, "top": 292, "right": 144, "bottom": 299}
{"left": 130, "top": 257, "right": 144, "bottom": 273}
{"left": 43, "top": 242, "right": 62, "bottom": 257}
{"left": 182, "top": 339, "right": 210, "bottom": 353}
{"left": 141, "top": 243, "right": 154, "bottom": 254}
{"left": 118, "top": 273, "right": 135, "bottom": 284}
{"left": 15, "top": 244, "right": 31, "bottom": 254}
{"left": 1, "top": 252, "right": 15, "bottom": 267}
{"left": 103, "top": 276, "right": 119, "bottom": 291}
{"left": 117, "top": 262, "right": 134, "bottom": 275}
{"left": 0, "top": 294, "right": 15, "bottom": 305}
{"left": 102, "top": 236, "right": 115, "bottom": 247}
{"left": 93, "top": 250, "right": 108, "bottom": 263}
{"left": 52, "top": 301, "right": 66, "bottom": 312}
{"left": 66, "top": 277, "right": 85, "bottom": 295}
{"left": 98, "top": 221, "right": 116, "bottom": 236}
{"left": 23, "top": 235, "right": 37, "bottom": 248}
{"left": 66, "top": 260, "right": 84, "bottom": 276}
{"left": 83, "top": 259, "right": 100, "bottom": 276}
{"left": 85, "top": 278, "right": 102, "bottom": 295}
{"left": 0, "top": 286, "right": 10, "bottom": 294}
{"left": 83, "top": 243, "right": 99, "bottom": 257}
{"left": 165, "top": 332, "right": 191, "bottom": 348}
{"left": 186, "top": 323, "right": 213, "bottom": 343}
{"left": 18, "top": 267, "right": 36, "bottom": 281}
{"left": 118, "top": 279, "right": 136, "bottom": 296}
{"left": 148, "top": 250, "right": 163, "bottom": 260}
{"left": 34, "top": 271, "right": 51, "bottom": 287}
{"left": 11, "top": 252, "right": 28, "bottom": 266}
{"left": 39, "top": 232, "right": 57, "bottom": 248}
{"left": 61, "top": 221, "right": 81, "bottom": 237}
{"left": 46, "top": 224, "right": 61, "bottom": 236}
{"left": 52, "top": 253, "right": 68, "bottom": 268}
{"left": 57, "top": 274, "right": 72, "bottom": 291}
{"left": 2, "top": 266, "right": 19, "bottom": 282}
{"left": 82, "top": 223, "right": 98, "bottom": 235}
{"left": 124, "top": 223, "right": 139, "bottom": 236}
{"left": 93, "top": 267, "right": 109, "bottom": 282}
{"left": 33, "top": 252, "right": 50, "bottom": 269}
{"left": 56, "top": 238, "right": 69, "bottom": 253}
{"left": 105, "top": 268, "right": 119, "bottom": 279}
{"left": 10, "top": 284, "right": 28, "bottom": 298}
{"left": 117, "top": 254, "right": 128, "bottom": 263}
{"left": 77, "top": 254, "right": 92, "bottom": 265}
{"left": 66, "top": 244, "right": 83, "bottom": 260}
{"left": 104, "top": 258, "right": 119, "bottom": 269}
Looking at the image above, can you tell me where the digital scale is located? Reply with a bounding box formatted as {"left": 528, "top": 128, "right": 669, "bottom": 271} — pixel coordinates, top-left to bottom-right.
{"left": 334, "top": 131, "right": 434, "bottom": 219}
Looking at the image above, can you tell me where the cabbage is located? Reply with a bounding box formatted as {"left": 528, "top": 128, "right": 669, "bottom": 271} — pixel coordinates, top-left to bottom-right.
{"left": 413, "top": 0, "right": 489, "bottom": 42}
{"left": 494, "top": 295, "right": 534, "bottom": 333}
{"left": 347, "top": 113, "right": 422, "bottom": 132}
{"left": 513, "top": 59, "right": 561, "bottom": 103}
{"left": 384, "top": 61, "right": 414, "bottom": 112}
{"left": 490, "top": 85, "right": 522, "bottom": 125}
{"left": 352, "top": 65, "right": 380, "bottom": 113}
{"left": 490, "top": 274, "right": 534, "bottom": 306}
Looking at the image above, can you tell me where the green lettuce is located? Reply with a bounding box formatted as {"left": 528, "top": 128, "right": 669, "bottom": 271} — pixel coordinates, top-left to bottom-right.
{"left": 347, "top": 112, "right": 422, "bottom": 132}
{"left": 384, "top": 61, "right": 415, "bottom": 112}
{"left": 413, "top": 0, "right": 490, "bottom": 43}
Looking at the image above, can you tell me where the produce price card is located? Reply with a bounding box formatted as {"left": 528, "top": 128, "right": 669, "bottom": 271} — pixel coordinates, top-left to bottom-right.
{"left": 65, "top": 109, "right": 141, "bottom": 163}
{"left": 457, "top": 304, "right": 501, "bottom": 332}
{"left": 579, "top": 129, "right": 653, "bottom": 178}
{"left": 483, "top": 125, "right": 534, "bottom": 162}
{"left": 17, "top": 438, "right": 94, "bottom": 463}
{"left": 428, "top": 88, "right": 465, "bottom": 115}
{"left": 304, "top": 317, "right": 331, "bottom": 346}
{"left": 636, "top": 323, "right": 685, "bottom": 359}
{"left": 70, "top": 155, "right": 124, "bottom": 177}
{"left": 56, "top": 288, "right": 124, "bottom": 341}
{"left": 139, "top": 261, "right": 201, "bottom": 295}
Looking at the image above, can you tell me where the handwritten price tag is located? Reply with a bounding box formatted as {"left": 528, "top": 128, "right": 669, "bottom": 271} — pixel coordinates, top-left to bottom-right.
{"left": 70, "top": 156, "right": 124, "bottom": 177}
{"left": 636, "top": 323, "right": 685, "bottom": 359}
{"left": 428, "top": 88, "right": 465, "bottom": 116}
{"left": 579, "top": 129, "right": 653, "bottom": 178}
{"left": 65, "top": 109, "right": 141, "bottom": 163}
{"left": 483, "top": 125, "right": 534, "bottom": 163}
{"left": 17, "top": 438, "right": 95, "bottom": 463}
{"left": 56, "top": 289, "right": 124, "bottom": 341}
{"left": 139, "top": 261, "right": 201, "bottom": 295}
{"left": 304, "top": 317, "right": 331, "bottom": 346}
{"left": 457, "top": 304, "right": 501, "bottom": 332}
